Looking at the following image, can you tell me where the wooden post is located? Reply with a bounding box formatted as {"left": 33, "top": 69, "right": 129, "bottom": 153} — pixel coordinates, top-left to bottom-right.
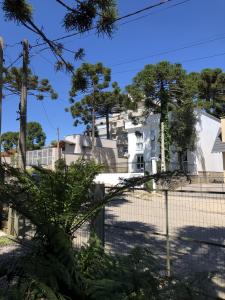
{"left": 18, "top": 39, "right": 29, "bottom": 170}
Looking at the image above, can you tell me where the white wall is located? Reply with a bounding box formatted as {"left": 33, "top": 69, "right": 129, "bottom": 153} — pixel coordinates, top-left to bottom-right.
{"left": 95, "top": 172, "right": 143, "bottom": 186}
{"left": 126, "top": 111, "right": 223, "bottom": 174}
{"left": 195, "top": 112, "right": 223, "bottom": 173}
{"left": 126, "top": 114, "right": 160, "bottom": 173}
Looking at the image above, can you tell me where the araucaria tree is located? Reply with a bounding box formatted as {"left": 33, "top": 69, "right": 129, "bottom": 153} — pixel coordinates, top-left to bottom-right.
{"left": 195, "top": 68, "right": 225, "bottom": 117}
{"left": 1, "top": 0, "right": 117, "bottom": 68}
{"left": 69, "top": 63, "right": 111, "bottom": 149}
{"left": 3, "top": 67, "right": 58, "bottom": 101}
{"left": 126, "top": 61, "right": 188, "bottom": 164}
{"left": 170, "top": 100, "right": 197, "bottom": 170}
{"left": 69, "top": 80, "right": 128, "bottom": 139}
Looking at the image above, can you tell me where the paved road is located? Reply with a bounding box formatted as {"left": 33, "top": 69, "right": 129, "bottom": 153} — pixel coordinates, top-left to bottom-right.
{"left": 104, "top": 188, "right": 225, "bottom": 299}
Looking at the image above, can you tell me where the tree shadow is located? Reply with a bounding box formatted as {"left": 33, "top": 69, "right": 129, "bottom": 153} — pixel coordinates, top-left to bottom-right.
{"left": 104, "top": 193, "right": 225, "bottom": 299}
{"left": 172, "top": 226, "right": 225, "bottom": 299}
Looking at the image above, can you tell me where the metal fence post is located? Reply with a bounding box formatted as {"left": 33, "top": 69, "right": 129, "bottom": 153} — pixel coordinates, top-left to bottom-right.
{"left": 91, "top": 184, "right": 105, "bottom": 247}
{"left": 165, "top": 190, "right": 171, "bottom": 277}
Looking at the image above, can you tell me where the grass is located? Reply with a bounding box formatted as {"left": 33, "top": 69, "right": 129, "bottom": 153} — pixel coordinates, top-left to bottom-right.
{"left": 0, "top": 236, "right": 15, "bottom": 247}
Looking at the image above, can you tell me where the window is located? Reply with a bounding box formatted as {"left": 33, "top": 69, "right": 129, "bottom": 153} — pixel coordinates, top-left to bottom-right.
{"left": 135, "top": 131, "right": 143, "bottom": 152}
{"left": 136, "top": 154, "right": 144, "bottom": 171}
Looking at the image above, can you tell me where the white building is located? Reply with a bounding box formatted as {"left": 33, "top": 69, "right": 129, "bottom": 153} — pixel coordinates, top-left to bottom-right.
{"left": 125, "top": 111, "right": 223, "bottom": 176}
{"left": 18, "top": 134, "right": 128, "bottom": 172}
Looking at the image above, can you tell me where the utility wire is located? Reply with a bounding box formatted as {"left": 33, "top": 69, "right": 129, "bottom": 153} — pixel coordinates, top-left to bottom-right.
{"left": 5, "top": 53, "right": 23, "bottom": 70}
{"left": 112, "top": 51, "right": 225, "bottom": 76}
{"left": 40, "top": 101, "right": 56, "bottom": 130}
{"left": 30, "top": 0, "right": 182, "bottom": 49}
{"left": 110, "top": 33, "right": 225, "bottom": 68}
{"left": 46, "top": 0, "right": 191, "bottom": 47}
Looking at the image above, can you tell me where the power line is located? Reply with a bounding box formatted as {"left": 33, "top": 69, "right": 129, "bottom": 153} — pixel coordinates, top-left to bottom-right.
{"left": 47, "top": 0, "right": 191, "bottom": 47}
{"left": 112, "top": 51, "right": 225, "bottom": 76}
{"left": 117, "top": 0, "right": 191, "bottom": 27}
{"left": 5, "top": 53, "right": 23, "bottom": 70}
{"left": 40, "top": 101, "right": 56, "bottom": 130}
{"left": 110, "top": 33, "right": 225, "bottom": 68}
{"left": 30, "top": 0, "right": 180, "bottom": 49}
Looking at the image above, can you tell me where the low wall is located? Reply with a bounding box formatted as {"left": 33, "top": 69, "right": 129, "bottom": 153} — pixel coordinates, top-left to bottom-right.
{"left": 95, "top": 173, "right": 144, "bottom": 186}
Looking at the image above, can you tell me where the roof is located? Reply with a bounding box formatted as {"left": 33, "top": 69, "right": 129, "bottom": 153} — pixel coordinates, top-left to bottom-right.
{"left": 196, "top": 109, "right": 220, "bottom": 123}
{"left": 212, "top": 129, "right": 225, "bottom": 153}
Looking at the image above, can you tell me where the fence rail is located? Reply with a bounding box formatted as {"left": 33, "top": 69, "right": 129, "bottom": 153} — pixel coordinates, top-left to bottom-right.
{"left": 73, "top": 186, "right": 225, "bottom": 299}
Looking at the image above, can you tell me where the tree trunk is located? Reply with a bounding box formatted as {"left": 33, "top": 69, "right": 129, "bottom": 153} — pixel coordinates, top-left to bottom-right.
{"left": 18, "top": 39, "right": 29, "bottom": 170}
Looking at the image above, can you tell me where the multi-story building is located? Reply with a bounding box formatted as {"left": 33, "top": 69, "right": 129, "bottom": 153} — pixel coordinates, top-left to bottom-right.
{"left": 125, "top": 110, "right": 223, "bottom": 177}
{"left": 95, "top": 102, "right": 145, "bottom": 158}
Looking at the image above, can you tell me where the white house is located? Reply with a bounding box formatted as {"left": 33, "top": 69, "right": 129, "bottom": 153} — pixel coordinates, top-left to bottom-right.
{"left": 125, "top": 111, "right": 223, "bottom": 177}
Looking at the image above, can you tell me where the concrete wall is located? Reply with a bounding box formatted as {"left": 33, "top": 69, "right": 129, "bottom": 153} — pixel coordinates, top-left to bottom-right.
{"left": 95, "top": 172, "right": 143, "bottom": 186}
{"left": 63, "top": 135, "right": 128, "bottom": 172}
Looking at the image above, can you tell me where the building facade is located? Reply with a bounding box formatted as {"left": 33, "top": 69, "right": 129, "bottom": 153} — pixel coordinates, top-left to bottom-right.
{"left": 125, "top": 111, "right": 223, "bottom": 176}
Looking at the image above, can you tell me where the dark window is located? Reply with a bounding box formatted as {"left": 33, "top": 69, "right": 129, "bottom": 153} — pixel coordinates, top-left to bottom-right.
{"left": 136, "top": 154, "right": 144, "bottom": 171}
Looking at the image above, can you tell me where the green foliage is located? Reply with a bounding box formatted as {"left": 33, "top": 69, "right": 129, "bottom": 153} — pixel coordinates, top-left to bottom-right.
{"left": 3, "top": 67, "right": 58, "bottom": 101}
{"left": 126, "top": 61, "right": 200, "bottom": 164}
{"left": 196, "top": 68, "right": 225, "bottom": 117}
{"left": 63, "top": 0, "right": 117, "bottom": 36}
{"left": 0, "top": 160, "right": 103, "bottom": 299}
{"left": 69, "top": 79, "right": 129, "bottom": 139}
{"left": 126, "top": 61, "right": 187, "bottom": 115}
{"left": 69, "top": 62, "right": 111, "bottom": 140}
{"left": 170, "top": 100, "right": 197, "bottom": 169}
{"left": 0, "top": 165, "right": 201, "bottom": 299}
{"left": 126, "top": 61, "right": 189, "bottom": 163}
{"left": 26, "top": 122, "right": 46, "bottom": 150}
{"left": 2, "top": 0, "right": 117, "bottom": 69}
{"left": 2, "top": 0, "right": 32, "bottom": 23}
{"left": 76, "top": 237, "right": 159, "bottom": 300}
{"left": 1, "top": 131, "right": 19, "bottom": 152}
{"left": 1, "top": 121, "right": 46, "bottom": 152}
{"left": 75, "top": 236, "right": 204, "bottom": 300}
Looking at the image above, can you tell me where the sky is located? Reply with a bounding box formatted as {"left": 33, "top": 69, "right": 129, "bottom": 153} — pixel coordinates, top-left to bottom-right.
{"left": 1, "top": 0, "right": 225, "bottom": 144}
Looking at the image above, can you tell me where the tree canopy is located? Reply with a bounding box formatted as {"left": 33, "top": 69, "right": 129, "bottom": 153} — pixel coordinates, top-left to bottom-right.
{"left": 1, "top": 121, "right": 46, "bottom": 152}
{"left": 68, "top": 62, "right": 111, "bottom": 146}
{"left": 3, "top": 67, "right": 58, "bottom": 101}
{"left": 126, "top": 61, "right": 191, "bottom": 163}
{"left": 26, "top": 122, "right": 46, "bottom": 150}
{"left": 195, "top": 68, "right": 225, "bottom": 117}
{"left": 1, "top": 131, "right": 19, "bottom": 152}
{"left": 69, "top": 80, "right": 129, "bottom": 139}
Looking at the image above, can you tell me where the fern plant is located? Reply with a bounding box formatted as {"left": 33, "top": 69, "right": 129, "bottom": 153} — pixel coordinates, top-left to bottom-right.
{"left": 0, "top": 160, "right": 190, "bottom": 299}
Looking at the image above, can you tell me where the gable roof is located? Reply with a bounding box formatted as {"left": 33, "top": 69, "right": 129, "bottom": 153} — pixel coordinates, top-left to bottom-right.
{"left": 197, "top": 110, "right": 220, "bottom": 123}
{"left": 212, "top": 129, "right": 225, "bottom": 152}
